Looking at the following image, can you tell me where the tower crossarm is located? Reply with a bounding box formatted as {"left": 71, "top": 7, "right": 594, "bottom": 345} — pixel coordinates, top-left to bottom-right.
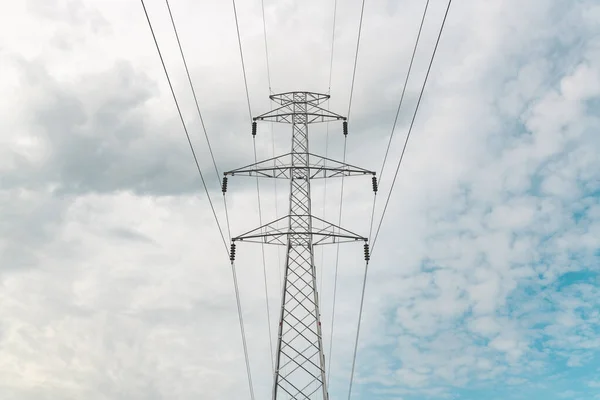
{"left": 255, "top": 103, "right": 345, "bottom": 124}
{"left": 224, "top": 153, "right": 375, "bottom": 180}
{"left": 232, "top": 215, "right": 367, "bottom": 246}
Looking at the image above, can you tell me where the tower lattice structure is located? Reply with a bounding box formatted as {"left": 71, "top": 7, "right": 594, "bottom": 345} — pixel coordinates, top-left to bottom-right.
{"left": 225, "top": 91, "right": 375, "bottom": 400}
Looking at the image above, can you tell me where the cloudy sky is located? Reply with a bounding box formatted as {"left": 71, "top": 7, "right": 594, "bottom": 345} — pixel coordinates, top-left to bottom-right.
{"left": 1, "top": 0, "right": 600, "bottom": 399}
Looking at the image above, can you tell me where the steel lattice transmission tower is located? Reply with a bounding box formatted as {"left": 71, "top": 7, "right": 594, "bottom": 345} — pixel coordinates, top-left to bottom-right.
{"left": 224, "top": 91, "right": 375, "bottom": 399}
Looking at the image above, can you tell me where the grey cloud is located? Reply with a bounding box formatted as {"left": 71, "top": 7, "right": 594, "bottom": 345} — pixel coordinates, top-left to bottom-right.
{"left": 108, "top": 227, "right": 155, "bottom": 244}
{"left": 0, "top": 190, "right": 72, "bottom": 271}
{"left": 4, "top": 58, "right": 237, "bottom": 196}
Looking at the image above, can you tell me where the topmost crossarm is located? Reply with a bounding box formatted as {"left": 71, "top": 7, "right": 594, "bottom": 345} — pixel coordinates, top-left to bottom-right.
{"left": 268, "top": 91, "right": 330, "bottom": 106}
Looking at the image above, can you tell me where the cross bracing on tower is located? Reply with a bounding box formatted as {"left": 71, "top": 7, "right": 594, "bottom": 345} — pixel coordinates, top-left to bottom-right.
{"left": 225, "top": 91, "right": 375, "bottom": 400}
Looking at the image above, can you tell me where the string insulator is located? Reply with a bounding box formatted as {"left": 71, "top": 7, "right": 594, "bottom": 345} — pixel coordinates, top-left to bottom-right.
{"left": 372, "top": 176, "right": 378, "bottom": 193}
{"left": 230, "top": 243, "right": 236, "bottom": 262}
{"left": 222, "top": 176, "right": 228, "bottom": 193}
{"left": 252, "top": 121, "right": 257, "bottom": 136}
{"left": 363, "top": 243, "right": 370, "bottom": 262}
{"left": 343, "top": 121, "right": 348, "bottom": 136}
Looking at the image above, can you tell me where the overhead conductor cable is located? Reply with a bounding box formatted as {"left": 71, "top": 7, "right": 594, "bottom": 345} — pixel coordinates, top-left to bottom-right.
{"left": 347, "top": 1, "right": 454, "bottom": 399}
{"left": 232, "top": 0, "right": 276, "bottom": 385}
{"left": 328, "top": 0, "right": 367, "bottom": 389}
{"left": 140, "top": 2, "right": 255, "bottom": 399}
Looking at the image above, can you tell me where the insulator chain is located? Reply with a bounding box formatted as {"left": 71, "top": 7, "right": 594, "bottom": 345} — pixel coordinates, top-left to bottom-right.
{"left": 230, "top": 242, "right": 237, "bottom": 262}
{"left": 343, "top": 120, "right": 348, "bottom": 136}
{"left": 252, "top": 121, "right": 257, "bottom": 136}
{"left": 371, "top": 176, "right": 378, "bottom": 193}
{"left": 222, "top": 176, "right": 228, "bottom": 193}
{"left": 363, "top": 243, "right": 370, "bottom": 262}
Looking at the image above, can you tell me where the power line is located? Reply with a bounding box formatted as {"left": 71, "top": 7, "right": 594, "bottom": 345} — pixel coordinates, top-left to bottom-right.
{"left": 232, "top": 0, "right": 253, "bottom": 119}
{"left": 254, "top": 136, "right": 275, "bottom": 374}
{"left": 377, "top": 0, "right": 431, "bottom": 181}
{"left": 272, "top": 129, "right": 283, "bottom": 294}
{"left": 222, "top": 196, "right": 255, "bottom": 400}
{"left": 327, "top": 134, "right": 347, "bottom": 387}
{"left": 258, "top": 0, "right": 281, "bottom": 293}
{"left": 164, "top": 0, "right": 230, "bottom": 241}
{"left": 232, "top": 0, "right": 275, "bottom": 381}
{"left": 347, "top": 0, "right": 367, "bottom": 117}
{"left": 347, "top": 1, "right": 454, "bottom": 398}
{"left": 327, "top": 0, "right": 338, "bottom": 94}
{"left": 371, "top": 0, "right": 452, "bottom": 257}
{"left": 164, "top": 0, "right": 221, "bottom": 181}
{"left": 140, "top": 2, "right": 255, "bottom": 399}
{"left": 328, "top": 0, "right": 366, "bottom": 387}
{"left": 320, "top": 0, "right": 338, "bottom": 299}
{"left": 367, "top": 0, "right": 430, "bottom": 257}
{"left": 260, "top": 0, "right": 273, "bottom": 93}
{"left": 259, "top": 0, "right": 284, "bottom": 364}
{"left": 346, "top": 258, "right": 370, "bottom": 400}
{"left": 140, "top": 0, "right": 228, "bottom": 256}
{"left": 230, "top": 259, "right": 256, "bottom": 400}
{"left": 260, "top": 6, "right": 286, "bottom": 379}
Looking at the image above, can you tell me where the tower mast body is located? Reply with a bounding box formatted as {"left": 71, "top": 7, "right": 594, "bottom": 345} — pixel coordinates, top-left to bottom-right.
{"left": 274, "top": 92, "right": 327, "bottom": 399}
{"left": 225, "top": 91, "right": 374, "bottom": 399}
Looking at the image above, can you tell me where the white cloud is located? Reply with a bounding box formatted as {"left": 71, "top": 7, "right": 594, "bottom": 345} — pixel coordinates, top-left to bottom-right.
{"left": 0, "top": 0, "right": 599, "bottom": 399}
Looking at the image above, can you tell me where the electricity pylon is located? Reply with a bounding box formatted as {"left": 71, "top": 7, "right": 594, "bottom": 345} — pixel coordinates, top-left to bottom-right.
{"left": 224, "top": 91, "right": 375, "bottom": 399}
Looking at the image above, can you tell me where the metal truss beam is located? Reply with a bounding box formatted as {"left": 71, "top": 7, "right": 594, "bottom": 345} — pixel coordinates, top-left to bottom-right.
{"left": 255, "top": 102, "right": 346, "bottom": 124}
{"left": 232, "top": 214, "right": 367, "bottom": 246}
{"left": 225, "top": 152, "right": 375, "bottom": 180}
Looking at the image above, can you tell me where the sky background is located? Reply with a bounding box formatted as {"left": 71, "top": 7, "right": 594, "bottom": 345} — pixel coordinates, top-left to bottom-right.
{"left": 1, "top": 0, "right": 599, "bottom": 399}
